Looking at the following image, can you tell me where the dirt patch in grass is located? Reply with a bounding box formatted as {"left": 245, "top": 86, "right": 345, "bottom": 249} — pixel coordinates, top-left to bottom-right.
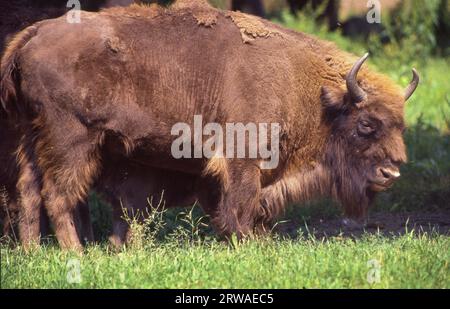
{"left": 278, "top": 210, "right": 450, "bottom": 238}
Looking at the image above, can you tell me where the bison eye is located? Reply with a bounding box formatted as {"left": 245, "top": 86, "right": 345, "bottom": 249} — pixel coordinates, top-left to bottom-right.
{"left": 357, "top": 120, "right": 375, "bottom": 136}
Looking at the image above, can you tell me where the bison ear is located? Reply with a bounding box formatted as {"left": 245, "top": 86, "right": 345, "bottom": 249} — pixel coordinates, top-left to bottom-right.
{"left": 320, "top": 86, "right": 347, "bottom": 115}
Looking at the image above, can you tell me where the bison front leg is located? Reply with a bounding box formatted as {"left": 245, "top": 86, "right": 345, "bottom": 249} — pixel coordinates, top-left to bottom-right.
{"left": 108, "top": 197, "right": 130, "bottom": 249}
{"left": 74, "top": 201, "right": 94, "bottom": 245}
{"left": 208, "top": 160, "right": 261, "bottom": 239}
{"left": 108, "top": 191, "right": 151, "bottom": 249}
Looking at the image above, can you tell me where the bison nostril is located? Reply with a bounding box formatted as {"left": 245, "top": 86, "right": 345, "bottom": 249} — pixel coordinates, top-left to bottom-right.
{"left": 380, "top": 168, "right": 390, "bottom": 179}
{"left": 380, "top": 167, "right": 400, "bottom": 180}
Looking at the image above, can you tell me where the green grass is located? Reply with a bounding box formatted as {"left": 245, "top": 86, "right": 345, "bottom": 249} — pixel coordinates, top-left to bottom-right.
{"left": 2, "top": 233, "right": 449, "bottom": 288}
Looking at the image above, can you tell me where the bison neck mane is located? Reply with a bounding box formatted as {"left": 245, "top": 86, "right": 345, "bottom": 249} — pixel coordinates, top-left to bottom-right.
{"left": 259, "top": 125, "right": 376, "bottom": 224}
{"left": 259, "top": 162, "right": 332, "bottom": 222}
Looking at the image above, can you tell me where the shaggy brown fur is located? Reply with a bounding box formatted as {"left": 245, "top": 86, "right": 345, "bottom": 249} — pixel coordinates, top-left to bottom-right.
{"left": 0, "top": 116, "right": 97, "bottom": 246}
{"left": 0, "top": 25, "right": 39, "bottom": 113}
{"left": 0, "top": 115, "right": 57, "bottom": 247}
{"left": 0, "top": 0, "right": 416, "bottom": 249}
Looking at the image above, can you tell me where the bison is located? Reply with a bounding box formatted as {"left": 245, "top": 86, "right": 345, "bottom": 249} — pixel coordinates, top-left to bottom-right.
{"left": 0, "top": 0, "right": 419, "bottom": 250}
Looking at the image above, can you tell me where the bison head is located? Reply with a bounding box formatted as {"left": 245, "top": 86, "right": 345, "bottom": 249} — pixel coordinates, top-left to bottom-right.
{"left": 320, "top": 53, "right": 419, "bottom": 219}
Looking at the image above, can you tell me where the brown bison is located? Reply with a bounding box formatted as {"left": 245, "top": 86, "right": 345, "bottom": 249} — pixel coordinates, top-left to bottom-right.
{"left": 0, "top": 0, "right": 418, "bottom": 250}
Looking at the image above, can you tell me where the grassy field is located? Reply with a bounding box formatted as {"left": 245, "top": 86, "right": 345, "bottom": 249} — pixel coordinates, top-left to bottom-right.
{"left": 2, "top": 233, "right": 449, "bottom": 288}
{"left": 1, "top": 8, "right": 449, "bottom": 289}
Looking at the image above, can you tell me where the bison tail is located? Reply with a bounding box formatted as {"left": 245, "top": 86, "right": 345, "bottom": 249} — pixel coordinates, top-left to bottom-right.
{"left": 0, "top": 25, "right": 39, "bottom": 114}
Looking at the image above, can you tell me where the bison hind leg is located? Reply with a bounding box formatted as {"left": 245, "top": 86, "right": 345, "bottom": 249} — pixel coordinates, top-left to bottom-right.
{"left": 16, "top": 137, "right": 44, "bottom": 249}
{"left": 40, "top": 163, "right": 99, "bottom": 251}
{"left": 35, "top": 126, "right": 103, "bottom": 251}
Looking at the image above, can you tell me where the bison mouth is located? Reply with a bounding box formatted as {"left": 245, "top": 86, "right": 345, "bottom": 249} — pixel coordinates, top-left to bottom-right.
{"left": 368, "top": 166, "right": 401, "bottom": 192}
{"left": 369, "top": 182, "right": 392, "bottom": 192}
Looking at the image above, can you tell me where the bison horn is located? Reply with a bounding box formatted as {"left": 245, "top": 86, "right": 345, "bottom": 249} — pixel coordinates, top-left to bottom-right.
{"left": 405, "top": 68, "right": 420, "bottom": 101}
{"left": 346, "top": 53, "right": 369, "bottom": 103}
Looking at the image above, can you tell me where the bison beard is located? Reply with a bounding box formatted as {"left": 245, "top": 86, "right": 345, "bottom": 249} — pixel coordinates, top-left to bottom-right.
{"left": 0, "top": 1, "right": 418, "bottom": 250}
{"left": 325, "top": 135, "right": 373, "bottom": 220}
